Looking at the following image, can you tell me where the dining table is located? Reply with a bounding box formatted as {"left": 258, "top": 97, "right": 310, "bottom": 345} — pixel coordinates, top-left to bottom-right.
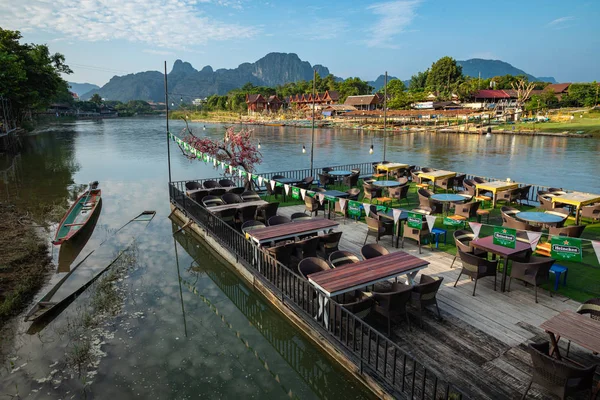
{"left": 516, "top": 211, "right": 564, "bottom": 226}
{"left": 327, "top": 170, "right": 353, "bottom": 177}
{"left": 417, "top": 170, "right": 456, "bottom": 193}
{"left": 431, "top": 193, "right": 468, "bottom": 215}
{"left": 247, "top": 219, "right": 339, "bottom": 247}
{"left": 206, "top": 199, "right": 268, "bottom": 213}
{"left": 475, "top": 181, "right": 519, "bottom": 207}
{"left": 376, "top": 163, "right": 409, "bottom": 179}
{"left": 551, "top": 192, "right": 600, "bottom": 224}
{"left": 540, "top": 310, "right": 600, "bottom": 360}
{"left": 470, "top": 235, "right": 532, "bottom": 292}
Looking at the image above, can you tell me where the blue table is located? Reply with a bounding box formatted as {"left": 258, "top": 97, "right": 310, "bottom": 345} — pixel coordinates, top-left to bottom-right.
{"left": 372, "top": 180, "right": 401, "bottom": 188}
{"left": 431, "top": 194, "right": 467, "bottom": 215}
{"left": 328, "top": 170, "right": 352, "bottom": 177}
{"left": 516, "top": 211, "right": 564, "bottom": 225}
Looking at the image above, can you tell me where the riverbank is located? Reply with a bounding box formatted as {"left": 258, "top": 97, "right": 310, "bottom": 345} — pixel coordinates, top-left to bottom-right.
{"left": 0, "top": 204, "right": 52, "bottom": 329}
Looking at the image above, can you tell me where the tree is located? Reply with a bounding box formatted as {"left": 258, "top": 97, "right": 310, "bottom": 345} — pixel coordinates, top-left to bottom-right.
{"left": 90, "top": 93, "right": 103, "bottom": 105}
{"left": 337, "top": 77, "right": 373, "bottom": 103}
{"left": 511, "top": 78, "right": 536, "bottom": 109}
{"left": 380, "top": 79, "right": 409, "bottom": 109}
{"left": 180, "top": 122, "right": 262, "bottom": 173}
{"left": 408, "top": 70, "right": 428, "bottom": 93}
{"left": 0, "top": 28, "right": 72, "bottom": 123}
{"left": 425, "top": 56, "right": 463, "bottom": 97}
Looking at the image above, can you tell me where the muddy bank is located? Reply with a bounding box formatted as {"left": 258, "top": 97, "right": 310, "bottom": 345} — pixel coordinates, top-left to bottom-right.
{"left": 0, "top": 204, "right": 53, "bottom": 328}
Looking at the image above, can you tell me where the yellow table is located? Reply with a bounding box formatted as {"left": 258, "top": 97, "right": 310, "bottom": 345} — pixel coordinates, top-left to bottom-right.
{"left": 551, "top": 192, "right": 600, "bottom": 224}
{"left": 418, "top": 170, "right": 456, "bottom": 192}
{"left": 475, "top": 181, "right": 518, "bottom": 207}
{"left": 376, "top": 163, "right": 409, "bottom": 179}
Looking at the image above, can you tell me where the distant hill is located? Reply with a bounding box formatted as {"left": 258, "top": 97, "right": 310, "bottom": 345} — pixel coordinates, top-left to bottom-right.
{"left": 85, "top": 53, "right": 331, "bottom": 102}
{"left": 68, "top": 82, "right": 100, "bottom": 97}
{"left": 457, "top": 59, "right": 556, "bottom": 83}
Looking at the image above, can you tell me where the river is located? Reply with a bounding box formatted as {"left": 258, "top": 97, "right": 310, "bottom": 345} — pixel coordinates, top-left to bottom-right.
{"left": 0, "top": 117, "right": 598, "bottom": 398}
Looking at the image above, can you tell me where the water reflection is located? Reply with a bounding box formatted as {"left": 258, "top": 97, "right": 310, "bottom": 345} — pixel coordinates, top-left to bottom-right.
{"left": 172, "top": 223, "right": 372, "bottom": 400}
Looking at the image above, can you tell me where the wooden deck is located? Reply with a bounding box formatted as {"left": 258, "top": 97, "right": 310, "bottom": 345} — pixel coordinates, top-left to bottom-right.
{"left": 278, "top": 205, "right": 599, "bottom": 399}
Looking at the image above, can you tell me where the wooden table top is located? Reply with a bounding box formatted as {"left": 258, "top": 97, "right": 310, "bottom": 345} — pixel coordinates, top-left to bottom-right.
{"left": 249, "top": 219, "right": 338, "bottom": 244}
{"left": 377, "top": 163, "right": 408, "bottom": 171}
{"left": 419, "top": 170, "right": 456, "bottom": 180}
{"left": 475, "top": 181, "right": 518, "bottom": 192}
{"left": 551, "top": 192, "right": 600, "bottom": 206}
{"left": 308, "top": 251, "right": 429, "bottom": 297}
{"left": 471, "top": 235, "right": 531, "bottom": 257}
{"left": 186, "top": 186, "right": 237, "bottom": 196}
{"left": 208, "top": 200, "right": 268, "bottom": 213}
{"left": 541, "top": 310, "right": 600, "bottom": 354}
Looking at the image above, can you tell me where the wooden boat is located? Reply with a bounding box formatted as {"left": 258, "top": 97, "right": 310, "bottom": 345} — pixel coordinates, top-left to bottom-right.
{"left": 25, "top": 210, "right": 156, "bottom": 322}
{"left": 53, "top": 181, "right": 102, "bottom": 245}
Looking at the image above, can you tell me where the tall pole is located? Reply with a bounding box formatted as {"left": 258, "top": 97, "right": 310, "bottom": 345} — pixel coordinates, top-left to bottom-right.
{"left": 383, "top": 71, "right": 388, "bottom": 161}
{"left": 164, "top": 61, "right": 172, "bottom": 184}
{"left": 310, "top": 69, "right": 316, "bottom": 172}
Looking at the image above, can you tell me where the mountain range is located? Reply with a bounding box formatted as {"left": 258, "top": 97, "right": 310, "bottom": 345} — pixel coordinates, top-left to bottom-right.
{"left": 77, "top": 53, "right": 556, "bottom": 102}
{"left": 68, "top": 82, "right": 100, "bottom": 97}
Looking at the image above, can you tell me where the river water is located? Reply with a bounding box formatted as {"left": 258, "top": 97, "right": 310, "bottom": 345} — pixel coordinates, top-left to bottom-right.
{"left": 0, "top": 117, "right": 598, "bottom": 398}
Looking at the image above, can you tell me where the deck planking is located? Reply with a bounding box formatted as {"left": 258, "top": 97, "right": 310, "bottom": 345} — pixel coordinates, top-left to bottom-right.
{"left": 278, "top": 205, "right": 599, "bottom": 399}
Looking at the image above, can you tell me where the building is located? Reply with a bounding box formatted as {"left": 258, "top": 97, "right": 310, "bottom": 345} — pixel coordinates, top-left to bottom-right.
{"left": 287, "top": 90, "right": 339, "bottom": 109}
{"left": 70, "top": 92, "right": 79, "bottom": 101}
{"left": 321, "top": 104, "right": 357, "bottom": 117}
{"left": 245, "top": 94, "right": 267, "bottom": 114}
{"left": 266, "top": 95, "right": 283, "bottom": 113}
{"left": 544, "top": 83, "right": 571, "bottom": 101}
{"left": 344, "top": 95, "right": 380, "bottom": 111}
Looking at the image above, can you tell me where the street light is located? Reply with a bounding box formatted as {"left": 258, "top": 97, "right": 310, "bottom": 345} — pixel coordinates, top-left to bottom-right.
{"left": 302, "top": 145, "right": 306, "bottom": 154}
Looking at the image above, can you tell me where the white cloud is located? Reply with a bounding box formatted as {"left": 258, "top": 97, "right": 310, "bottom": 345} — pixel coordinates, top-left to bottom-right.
{"left": 0, "top": 0, "right": 257, "bottom": 49}
{"left": 302, "top": 18, "right": 348, "bottom": 40}
{"left": 364, "top": 0, "right": 421, "bottom": 48}
{"left": 547, "top": 16, "right": 575, "bottom": 27}
{"left": 143, "top": 49, "right": 175, "bottom": 56}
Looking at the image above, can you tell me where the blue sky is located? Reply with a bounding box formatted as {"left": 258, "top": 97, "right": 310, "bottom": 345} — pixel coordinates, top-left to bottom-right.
{"left": 2, "top": 0, "right": 598, "bottom": 86}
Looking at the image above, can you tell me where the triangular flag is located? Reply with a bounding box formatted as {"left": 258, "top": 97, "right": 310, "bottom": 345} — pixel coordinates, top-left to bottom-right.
{"left": 318, "top": 193, "right": 325, "bottom": 205}
{"left": 270, "top": 180, "right": 277, "bottom": 190}
{"left": 300, "top": 188, "right": 307, "bottom": 200}
{"left": 221, "top": 162, "right": 226, "bottom": 170}
{"left": 425, "top": 215, "right": 437, "bottom": 232}
{"left": 258, "top": 176, "right": 264, "bottom": 186}
{"left": 284, "top": 184, "right": 290, "bottom": 195}
{"left": 468, "top": 222, "right": 482, "bottom": 238}
{"left": 338, "top": 198, "right": 347, "bottom": 211}
{"left": 525, "top": 231, "right": 542, "bottom": 251}
{"left": 364, "top": 204, "right": 371, "bottom": 217}
{"left": 228, "top": 165, "right": 233, "bottom": 174}
{"left": 592, "top": 241, "right": 600, "bottom": 265}
{"left": 238, "top": 169, "right": 243, "bottom": 178}
{"left": 213, "top": 158, "right": 217, "bottom": 166}
{"left": 392, "top": 208, "right": 402, "bottom": 223}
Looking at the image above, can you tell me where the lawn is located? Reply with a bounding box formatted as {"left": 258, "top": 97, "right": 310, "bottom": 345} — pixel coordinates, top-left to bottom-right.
{"left": 266, "top": 179, "right": 600, "bottom": 303}
{"left": 497, "top": 110, "right": 600, "bottom": 136}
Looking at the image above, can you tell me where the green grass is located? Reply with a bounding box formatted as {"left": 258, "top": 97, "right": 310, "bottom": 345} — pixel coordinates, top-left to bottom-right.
{"left": 266, "top": 180, "right": 600, "bottom": 302}
{"left": 497, "top": 111, "right": 600, "bottom": 136}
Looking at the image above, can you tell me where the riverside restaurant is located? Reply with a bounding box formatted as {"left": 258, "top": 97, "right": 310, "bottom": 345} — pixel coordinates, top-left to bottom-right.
{"left": 168, "top": 132, "right": 600, "bottom": 399}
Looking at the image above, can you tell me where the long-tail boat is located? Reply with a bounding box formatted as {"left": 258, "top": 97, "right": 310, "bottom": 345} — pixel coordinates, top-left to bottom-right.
{"left": 52, "top": 181, "right": 102, "bottom": 245}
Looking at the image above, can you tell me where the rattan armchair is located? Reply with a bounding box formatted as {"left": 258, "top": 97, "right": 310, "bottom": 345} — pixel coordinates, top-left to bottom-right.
{"left": 450, "top": 229, "right": 487, "bottom": 268}
{"left": 267, "top": 215, "right": 291, "bottom": 226}
{"left": 304, "top": 195, "right": 323, "bottom": 217}
{"left": 218, "top": 179, "right": 236, "bottom": 187}
{"left": 185, "top": 181, "right": 202, "bottom": 190}
{"left": 360, "top": 243, "right": 390, "bottom": 259}
{"left": 401, "top": 220, "right": 430, "bottom": 254}
{"left": 371, "top": 283, "right": 413, "bottom": 336}
{"left": 411, "top": 275, "right": 444, "bottom": 327}
{"left": 329, "top": 250, "right": 361, "bottom": 268}
{"left": 256, "top": 202, "right": 279, "bottom": 223}
{"left": 363, "top": 184, "right": 383, "bottom": 203}
{"left": 221, "top": 192, "right": 242, "bottom": 204}
{"left": 453, "top": 201, "right": 480, "bottom": 221}
{"left": 293, "top": 237, "right": 320, "bottom": 260}
{"left": 346, "top": 188, "right": 361, "bottom": 201}
{"left": 343, "top": 173, "right": 359, "bottom": 188}
{"left": 364, "top": 216, "right": 394, "bottom": 246}
{"left": 508, "top": 256, "right": 555, "bottom": 303}
{"left": 435, "top": 176, "right": 455, "bottom": 192}
{"left": 580, "top": 203, "right": 600, "bottom": 221}
{"left": 298, "top": 257, "right": 331, "bottom": 280}
{"left": 203, "top": 180, "right": 221, "bottom": 189}
{"left": 202, "top": 195, "right": 225, "bottom": 207}
{"left": 241, "top": 190, "right": 261, "bottom": 202}
{"left": 523, "top": 341, "right": 596, "bottom": 400}
{"left": 318, "top": 232, "right": 343, "bottom": 258}
{"left": 455, "top": 249, "right": 498, "bottom": 296}
{"left": 389, "top": 185, "right": 410, "bottom": 207}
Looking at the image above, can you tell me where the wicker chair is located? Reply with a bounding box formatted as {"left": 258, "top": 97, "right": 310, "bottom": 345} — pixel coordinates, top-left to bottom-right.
{"left": 411, "top": 275, "right": 444, "bottom": 327}
{"left": 580, "top": 203, "right": 600, "bottom": 221}
{"left": 298, "top": 257, "right": 331, "bottom": 280}
{"left": 577, "top": 297, "right": 600, "bottom": 320}
{"left": 363, "top": 184, "right": 383, "bottom": 203}
{"left": 235, "top": 205, "right": 258, "bottom": 227}
{"left": 318, "top": 232, "right": 343, "bottom": 258}
{"left": 418, "top": 188, "right": 433, "bottom": 208}
{"left": 346, "top": 188, "right": 361, "bottom": 201}
{"left": 503, "top": 216, "right": 540, "bottom": 232}
{"left": 210, "top": 188, "right": 226, "bottom": 197}
{"left": 266, "top": 180, "right": 284, "bottom": 199}
{"left": 329, "top": 250, "right": 361, "bottom": 268}
{"left": 364, "top": 216, "right": 394, "bottom": 246}
{"left": 343, "top": 173, "right": 359, "bottom": 188}
{"left": 371, "top": 283, "right": 413, "bottom": 336}
{"left": 450, "top": 229, "right": 487, "bottom": 268}
{"left": 360, "top": 243, "right": 390, "bottom": 259}
{"left": 267, "top": 243, "right": 295, "bottom": 267}
{"left": 516, "top": 185, "right": 532, "bottom": 205}
{"left": 397, "top": 176, "right": 409, "bottom": 186}
{"left": 401, "top": 220, "right": 430, "bottom": 254}
{"left": 291, "top": 212, "right": 312, "bottom": 221}
{"left": 190, "top": 190, "right": 210, "bottom": 204}
{"left": 302, "top": 176, "right": 315, "bottom": 186}
{"left": 548, "top": 224, "right": 585, "bottom": 238}
{"left": 435, "top": 176, "right": 455, "bottom": 192}
{"left": 538, "top": 194, "right": 555, "bottom": 211}
{"left": 256, "top": 202, "right": 279, "bottom": 223}
{"left": 523, "top": 341, "right": 596, "bottom": 400}
{"left": 185, "top": 181, "right": 202, "bottom": 190}
{"left": 389, "top": 185, "right": 410, "bottom": 207}
{"left": 304, "top": 195, "right": 322, "bottom": 217}
{"left": 230, "top": 187, "right": 245, "bottom": 195}
{"left": 496, "top": 188, "right": 520, "bottom": 205}
{"left": 202, "top": 195, "right": 225, "bottom": 207}
{"left": 453, "top": 174, "right": 466, "bottom": 191}
{"left": 455, "top": 249, "right": 498, "bottom": 296}
{"left": 267, "top": 215, "right": 291, "bottom": 226}
{"left": 293, "top": 237, "right": 320, "bottom": 260}
{"left": 203, "top": 180, "right": 220, "bottom": 189}
{"left": 452, "top": 201, "right": 480, "bottom": 221}
{"left": 508, "top": 256, "right": 555, "bottom": 303}
{"left": 241, "top": 190, "right": 261, "bottom": 202}
{"left": 318, "top": 173, "right": 334, "bottom": 189}
{"left": 215, "top": 208, "right": 236, "bottom": 227}
{"left": 218, "top": 179, "right": 236, "bottom": 187}
{"left": 410, "top": 170, "right": 422, "bottom": 184}
{"left": 463, "top": 179, "right": 476, "bottom": 196}
{"left": 221, "top": 192, "right": 242, "bottom": 204}
{"left": 241, "top": 220, "right": 265, "bottom": 235}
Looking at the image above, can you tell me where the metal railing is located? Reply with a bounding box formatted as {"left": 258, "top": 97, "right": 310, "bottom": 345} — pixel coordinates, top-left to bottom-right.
{"left": 169, "top": 183, "right": 466, "bottom": 399}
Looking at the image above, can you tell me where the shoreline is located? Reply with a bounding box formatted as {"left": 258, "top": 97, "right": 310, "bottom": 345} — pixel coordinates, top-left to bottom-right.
{"left": 185, "top": 117, "right": 593, "bottom": 138}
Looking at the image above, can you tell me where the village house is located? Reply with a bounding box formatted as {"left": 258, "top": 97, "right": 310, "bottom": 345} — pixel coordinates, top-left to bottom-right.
{"left": 245, "top": 94, "right": 267, "bottom": 114}
{"left": 266, "top": 95, "right": 283, "bottom": 113}
{"left": 287, "top": 90, "right": 339, "bottom": 109}
{"left": 344, "top": 94, "right": 380, "bottom": 111}
{"left": 544, "top": 83, "right": 571, "bottom": 101}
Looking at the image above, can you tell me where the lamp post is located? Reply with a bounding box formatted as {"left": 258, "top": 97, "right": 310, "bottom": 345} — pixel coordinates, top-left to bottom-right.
{"left": 310, "top": 69, "right": 316, "bottom": 171}
{"left": 164, "top": 61, "right": 172, "bottom": 184}
{"left": 383, "top": 71, "right": 388, "bottom": 161}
